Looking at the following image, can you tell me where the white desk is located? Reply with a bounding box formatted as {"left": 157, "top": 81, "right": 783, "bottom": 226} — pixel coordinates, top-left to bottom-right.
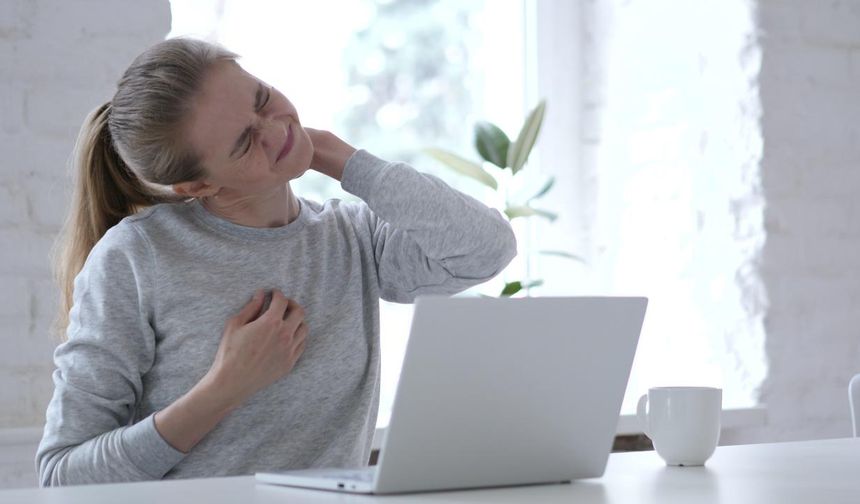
{"left": 4, "top": 437, "right": 859, "bottom": 503}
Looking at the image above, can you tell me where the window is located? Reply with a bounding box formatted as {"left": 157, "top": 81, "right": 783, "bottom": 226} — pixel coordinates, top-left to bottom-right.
{"left": 536, "top": 0, "right": 766, "bottom": 413}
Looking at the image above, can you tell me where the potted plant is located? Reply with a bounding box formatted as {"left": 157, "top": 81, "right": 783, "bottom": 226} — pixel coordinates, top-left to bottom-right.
{"left": 425, "top": 100, "right": 580, "bottom": 296}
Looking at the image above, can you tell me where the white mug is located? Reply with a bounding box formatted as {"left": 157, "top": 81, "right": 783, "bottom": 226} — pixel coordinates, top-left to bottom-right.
{"left": 636, "top": 386, "right": 722, "bottom": 466}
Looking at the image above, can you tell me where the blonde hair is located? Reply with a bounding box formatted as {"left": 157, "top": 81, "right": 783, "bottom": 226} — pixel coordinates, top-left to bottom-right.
{"left": 53, "top": 38, "right": 237, "bottom": 341}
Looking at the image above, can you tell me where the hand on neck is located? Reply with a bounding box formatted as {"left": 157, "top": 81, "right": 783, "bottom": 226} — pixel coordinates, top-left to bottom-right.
{"left": 200, "top": 184, "right": 300, "bottom": 228}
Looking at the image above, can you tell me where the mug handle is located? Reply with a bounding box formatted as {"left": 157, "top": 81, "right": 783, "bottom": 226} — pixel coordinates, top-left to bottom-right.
{"left": 636, "top": 393, "right": 651, "bottom": 438}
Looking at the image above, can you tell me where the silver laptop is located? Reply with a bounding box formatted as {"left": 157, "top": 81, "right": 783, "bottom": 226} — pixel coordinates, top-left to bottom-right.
{"left": 255, "top": 296, "right": 647, "bottom": 494}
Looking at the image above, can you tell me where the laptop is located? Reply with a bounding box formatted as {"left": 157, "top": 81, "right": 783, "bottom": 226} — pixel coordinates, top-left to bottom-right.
{"left": 255, "top": 296, "right": 647, "bottom": 494}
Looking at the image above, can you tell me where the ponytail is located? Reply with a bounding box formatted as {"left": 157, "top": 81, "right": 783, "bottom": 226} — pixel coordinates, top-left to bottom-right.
{"left": 52, "top": 102, "right": 179, "bottom": 341}
{"left": 51, "top": 38, "right": 237, "bottom": 341}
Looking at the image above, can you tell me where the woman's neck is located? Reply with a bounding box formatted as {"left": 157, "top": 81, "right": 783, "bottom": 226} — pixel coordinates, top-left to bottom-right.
{"left": 199, "top": 183, "right": 300, "bottom": 228}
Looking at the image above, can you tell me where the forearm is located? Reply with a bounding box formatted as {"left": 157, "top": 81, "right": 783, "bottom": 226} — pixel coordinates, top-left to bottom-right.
{"left": 38, "top": 410, "right": 189, "bottom": 486}
{"left": 153, "top": 375, "right": 237, "bottom": 454}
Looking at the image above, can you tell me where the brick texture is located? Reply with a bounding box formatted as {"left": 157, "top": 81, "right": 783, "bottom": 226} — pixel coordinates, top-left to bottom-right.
{"left": 722, "top": 0, "right": 860, "bottom": 445}
{"left": 0, "top": 0, "right": 169, "bottom": 489}
{"left": 0, "top": 0, "right": 170, "bottom": 434}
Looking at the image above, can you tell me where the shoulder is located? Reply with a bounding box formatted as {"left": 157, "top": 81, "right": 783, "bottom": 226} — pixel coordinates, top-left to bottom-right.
{"left": 301, "top": 196, "right": 374, "bottom": 227}
{"left": 94, "top": 219, "right": 149, "bottom": 257}
{"left": 123, "top": 199, "right": 191, "bottom": 232}
{"left": 71, "top": 219, "right": 153, "bottom": 305}
{"left": 84, "top": 221, "right": 152, "bottom": 280}
{"left": 86, "top": 202, "right": 184, "bottom": 272}
{"left": 296, "top": 197, "right": 382, "bottom": 245}
{"left": 103, "top": 200, "right": 194, "bottom": 253}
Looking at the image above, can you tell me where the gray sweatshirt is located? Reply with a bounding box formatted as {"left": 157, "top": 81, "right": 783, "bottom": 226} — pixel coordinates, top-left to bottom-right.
{"left": 36, "top": 150, "right": 516, "bottom": 487}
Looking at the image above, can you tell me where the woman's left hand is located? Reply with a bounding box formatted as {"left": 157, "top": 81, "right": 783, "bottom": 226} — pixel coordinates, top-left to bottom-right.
{"left": 304, "top": 128, "right": 357, "bottom": 182}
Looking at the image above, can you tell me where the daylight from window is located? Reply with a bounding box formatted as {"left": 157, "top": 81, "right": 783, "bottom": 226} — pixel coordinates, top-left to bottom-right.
{"left": 585, "top": 0, "right": 766, "bottom": 412}
{"left": 169, "top": 0, "right": 765, "bottom": 424}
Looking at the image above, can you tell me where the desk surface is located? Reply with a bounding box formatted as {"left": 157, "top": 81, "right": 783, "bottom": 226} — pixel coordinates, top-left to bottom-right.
{"left": 5, "top": 437, "right": 859, "bottom": 503}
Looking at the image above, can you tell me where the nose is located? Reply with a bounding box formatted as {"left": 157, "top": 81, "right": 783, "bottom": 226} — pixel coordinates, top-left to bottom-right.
{"left": 259, "top": 118, "right": 285, "bottom": 160}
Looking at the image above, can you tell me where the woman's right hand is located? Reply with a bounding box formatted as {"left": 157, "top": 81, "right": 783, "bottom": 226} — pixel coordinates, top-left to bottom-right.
{"left": 203, "top": 289, "right": 308, "bottom": 410}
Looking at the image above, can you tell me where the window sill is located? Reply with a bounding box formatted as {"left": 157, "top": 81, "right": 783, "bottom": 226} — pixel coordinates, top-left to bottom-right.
{"left": 616, "top": 406, "right": 768, "bottom": 435}
{"left": 371, "top": 406, "right": 768, "bottom": 451}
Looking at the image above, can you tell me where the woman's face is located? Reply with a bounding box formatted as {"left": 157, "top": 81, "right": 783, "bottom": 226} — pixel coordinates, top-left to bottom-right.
{"left": 181, "top": 60, "right": 313, "bottom": 198}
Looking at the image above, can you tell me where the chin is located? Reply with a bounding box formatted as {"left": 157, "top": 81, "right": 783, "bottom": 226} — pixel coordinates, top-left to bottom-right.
{"left": 288, "top": 166, "right": 311, "bottom": 181}
{"left": 283, "top": 155, "right": 312, "bottom": 183}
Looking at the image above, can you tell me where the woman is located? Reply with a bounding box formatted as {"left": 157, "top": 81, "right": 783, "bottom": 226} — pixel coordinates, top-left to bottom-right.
{"left": 35, "top": 38, "right": 516, "bottom": 486}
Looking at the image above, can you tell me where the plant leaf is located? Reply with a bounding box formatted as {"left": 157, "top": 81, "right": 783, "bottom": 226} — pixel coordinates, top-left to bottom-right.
{"left": 474, "top": 121, "right": 510, "bottom": 169}
{"left": 500, "top": 279, "right": 544, "bottom": 297}
{"left": 424, "top": 148, "right": 498, "bottom": 190}
{"left": 500, "top": 281, "right": 522, "bottom": 297}
{"left": 527, "top": 176, "right": 555, "bottom": 202}
{"left": 539, "top": 250, "right": 585, "bottom": 262}
{"left": 506, "top": 100, "right": 547, "bottom": 175}
{"left": 504, "top": 205, "right": 558, "bottom": 222}
{"left": 499, "top": 280, "right": 523, "bottom": 297}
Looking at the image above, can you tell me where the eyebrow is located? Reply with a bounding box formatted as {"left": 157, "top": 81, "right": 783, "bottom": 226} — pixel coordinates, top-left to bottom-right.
{"left": 229, "top": 83, "right": 266, "bottom": 158}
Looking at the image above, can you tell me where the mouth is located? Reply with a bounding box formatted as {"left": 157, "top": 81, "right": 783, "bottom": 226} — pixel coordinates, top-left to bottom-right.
{"left": 276, "top": 124, "right": 294, "bottom": 162}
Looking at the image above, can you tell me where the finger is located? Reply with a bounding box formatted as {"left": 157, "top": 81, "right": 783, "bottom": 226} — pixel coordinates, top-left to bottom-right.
{"left": 263, "top": 290, "right": 289, "bottom": 322}
{"left": 292, "top": 339, "right": 307, "bottom": 360}
{"left": 291, "top": 322, "right": 308, "bottom": 345}
{"left": 260, "top": 290, "right": 273, "bottom": 314}
{"left": 280, "top": 318, "right": 303, "bottom": 344}
{"left": 249, "top": 290, "right": 274, "bottom": 322}
{"left": 281, "top": 298, "right": 295, "bottom": 321}
{"left": 282, "top": 301, "right": 305, "bottom": 328}
{"left": 233, "top": 290, "right": 265, "bottom": 325}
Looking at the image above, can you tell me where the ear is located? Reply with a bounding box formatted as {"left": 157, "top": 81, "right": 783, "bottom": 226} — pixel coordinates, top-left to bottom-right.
{"left": 172, "top": 179, "right": 220, "bottom": 198}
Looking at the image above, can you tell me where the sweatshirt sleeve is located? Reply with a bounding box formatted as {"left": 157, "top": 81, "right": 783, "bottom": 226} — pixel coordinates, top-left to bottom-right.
{"left": 36, "top": 223, "right": 187, "bottom": 487}
{"left": 341, "top": 149, "right": 517, "bottom": 303}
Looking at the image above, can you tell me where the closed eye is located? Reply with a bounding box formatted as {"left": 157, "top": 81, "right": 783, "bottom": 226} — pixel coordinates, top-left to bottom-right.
{"left": 261, "top": 86, "right": 272, "bottom": 110}
{"left": 241, "top": 131, "right": 253, "bottom": 157}
{"left": 232, "top": 84, "right": 273, "bottom": 159}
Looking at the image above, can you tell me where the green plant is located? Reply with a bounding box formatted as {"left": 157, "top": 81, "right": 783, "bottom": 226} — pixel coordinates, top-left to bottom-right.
{"left": 425, "top": 100, "right": 581, "bottom": 297}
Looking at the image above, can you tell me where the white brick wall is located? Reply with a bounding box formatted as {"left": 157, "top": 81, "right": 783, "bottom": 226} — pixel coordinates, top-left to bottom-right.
{"left": 0, "top": 0, "right": 170, "bottom": 489}
{"left": 724, "top": 0, "right": 860, "bottom": 444}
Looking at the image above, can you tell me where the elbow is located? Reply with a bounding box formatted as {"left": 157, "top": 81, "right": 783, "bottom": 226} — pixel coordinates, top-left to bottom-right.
{"left": 39, "top": 472, "right": 58, "bottom": 489}
{"left": 494, "top": 217, "right": 518, "bottom": 273}
{"left": 502, "top": 221, "right": 518, "bottom": 265}
{"left": 37, "top": 451, "right": 60, "bottom": 487}
{"left": 471, "top": 218, "right": 518, "bottom": 281}
{"left": 37, "top": 446, "right": 74, "bottom": 487}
